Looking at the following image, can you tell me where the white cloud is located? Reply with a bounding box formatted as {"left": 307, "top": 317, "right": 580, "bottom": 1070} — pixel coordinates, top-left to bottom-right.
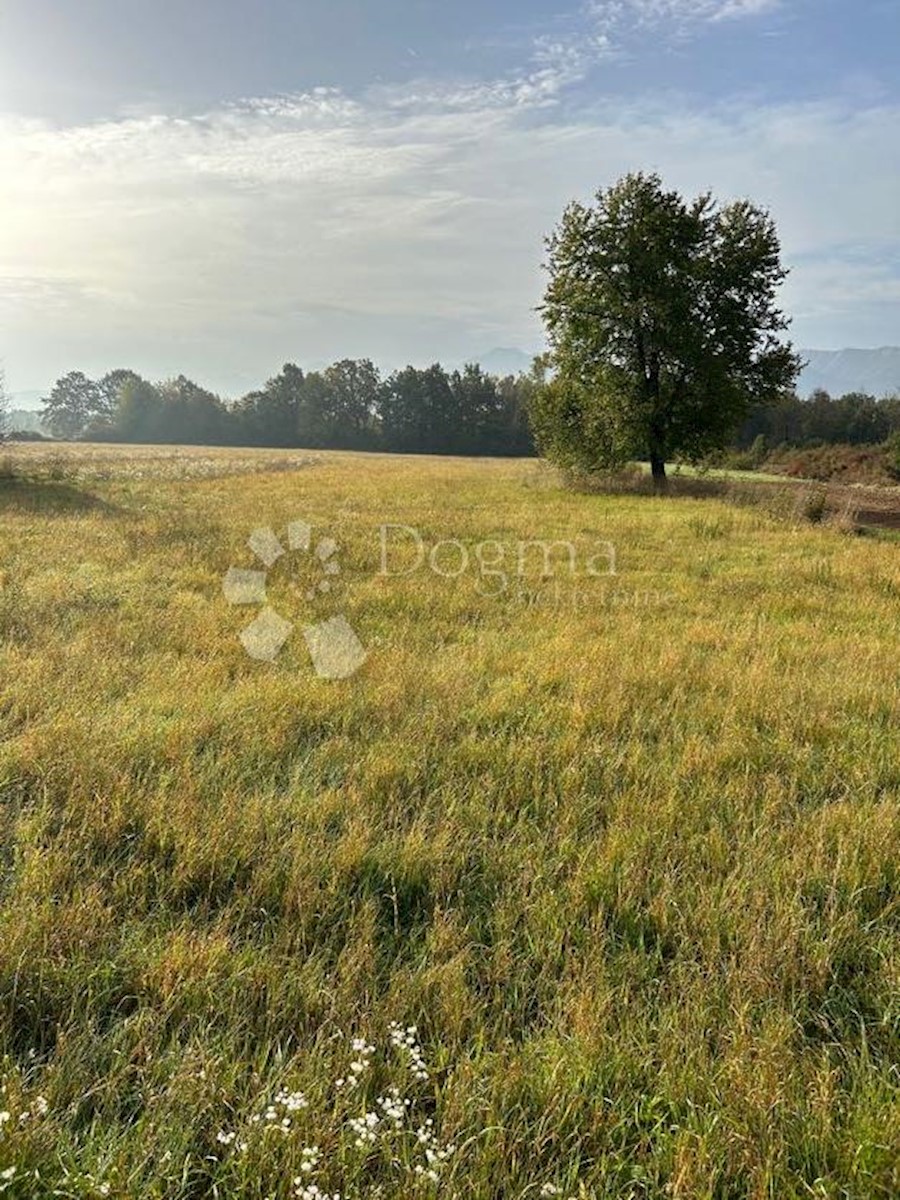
{"left": 1, "top": 50, "right": 898, "bottom": 393}
{"left": 587, "top": 0, "right": 780, "bottom": 30}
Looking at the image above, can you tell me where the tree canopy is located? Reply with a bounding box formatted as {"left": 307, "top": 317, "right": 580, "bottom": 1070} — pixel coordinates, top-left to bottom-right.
{"left": 38, "top": 360, "right": 538, "bottom": 457}
{"left": 533, "top": 172, "right": 801, "bottom": 486}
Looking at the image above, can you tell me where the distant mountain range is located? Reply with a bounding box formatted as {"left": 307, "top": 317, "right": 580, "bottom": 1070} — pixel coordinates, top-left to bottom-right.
{"left": 797, "top": 348, "right": 900, "bottom": 398}
{"left": 474, "top": 346, "right": 900, "bottom": 398}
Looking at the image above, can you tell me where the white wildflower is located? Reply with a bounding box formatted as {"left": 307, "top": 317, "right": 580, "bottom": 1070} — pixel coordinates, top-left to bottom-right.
{"left": 275, "top": 1088, "right": 308, "bottom": 1112}
{"left": 388, "top": 1021, "right": 429, "bottom": 1081}
{"left": 376, "top": 1086, "right": 409, "bottom": 1127}
{"left": 294, "top": 1184, "right": 340, "bottom": 1200}
{"left": 348, "top": 1110, "right": 380, "bottom": 1146}
{"left": 298, "top": 1145, "right": 321, "bottom": 1173}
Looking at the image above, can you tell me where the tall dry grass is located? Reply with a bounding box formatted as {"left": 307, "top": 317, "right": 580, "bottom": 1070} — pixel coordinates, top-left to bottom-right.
{"left": 0, "top": 445, "right": 898, "bottom": 1198}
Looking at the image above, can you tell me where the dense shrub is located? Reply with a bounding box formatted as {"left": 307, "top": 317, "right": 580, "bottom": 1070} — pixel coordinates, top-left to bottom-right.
{"left": 765, "top": 442, "right": 898, "bottom": 485}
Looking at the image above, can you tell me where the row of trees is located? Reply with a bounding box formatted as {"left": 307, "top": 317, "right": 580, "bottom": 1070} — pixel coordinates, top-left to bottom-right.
{"left": 26, "top": 165, "right": 900, "bottom": 471}
{"left": 13, "top": 176, "right": 900, "bottom": 474}
{"left": 32, "top": 360, "right": 900, "bottom": 460}
{"left": 39, "top": 361, "right": 538, "bottom": 456}
{"left": 737, "top": 389, "right": 900, "bottom": 449}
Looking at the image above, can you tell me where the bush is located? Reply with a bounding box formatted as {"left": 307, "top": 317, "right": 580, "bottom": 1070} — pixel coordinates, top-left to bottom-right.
{"left": 887, "top": 432, "right": 900, "bottom": 481}
{"left": 707, "top": 435, "right": 769, "bottom": 473}
{"left": 796, "top": 485, "right": 829, "bottom": 524}
{"left": 766, "top": 442, "right": 898, "bottom": 486}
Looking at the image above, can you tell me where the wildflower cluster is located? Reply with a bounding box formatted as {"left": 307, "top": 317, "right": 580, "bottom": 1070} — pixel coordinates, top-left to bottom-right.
{"left": 411, "top": 1118, "right": 457, "bottom": 1185}
{"left": 388, "top": 1023, "right": 429, "bottom": 1082}
{"left": 250, "top": 1088, "right": 310, "bottom": 1135}
{"left": 215, "top": 1128, "right": 248, "bottom": 1152}
{"left": 376, "top": 1086, "right": 409, "bottom": 1128}
{"left": 0, "top": 1068, "right": 114, "bottom": 1197}
{"left": 210, "top": 1022, "right": 459, "bottom": 1195}
{"left": 0, "top": 1027, "right": 502, "bottom": 1198}
{"left": 294, "top": 1185, "right": 341, "bottom": 1200}
{"left": 293, "top": 1146, "right": 335, "bottom": 1198}
{"left": 0, "top": 1090, "right": 49, "bottom": 1134}
{"left": 335, "top": 1039, "right": 376, "bottom": 1092}
{"left": 348, "top": 1111, "right": 380, "bottom": 1148}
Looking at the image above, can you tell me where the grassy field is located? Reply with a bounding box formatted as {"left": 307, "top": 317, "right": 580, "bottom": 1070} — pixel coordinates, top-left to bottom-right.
{"left": 0, "top": 443, "right": 898, "bottom": 1199}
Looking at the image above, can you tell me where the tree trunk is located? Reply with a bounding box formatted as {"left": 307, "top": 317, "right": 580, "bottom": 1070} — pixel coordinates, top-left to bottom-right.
{"left": 650, "top": 452, "right": 667, "bottom": 492}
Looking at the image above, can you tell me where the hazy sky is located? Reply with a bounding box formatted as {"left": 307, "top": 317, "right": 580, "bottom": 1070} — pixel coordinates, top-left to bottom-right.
{"left": 1, "top": 0, "right": 899, "bottom": 397}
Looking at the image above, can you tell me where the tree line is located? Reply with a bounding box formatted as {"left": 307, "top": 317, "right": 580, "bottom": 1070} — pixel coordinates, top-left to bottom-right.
{"left": 736, "top": 389, "right": 900, "bottom": 451}
{"left": 31, "top": 361, "right": 900, "bottom": 460}
{"left": 38, "top": 360, "right": 538, "bottom": 456}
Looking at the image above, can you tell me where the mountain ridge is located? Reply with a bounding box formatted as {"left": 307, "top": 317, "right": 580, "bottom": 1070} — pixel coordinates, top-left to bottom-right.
{"left": 475, "top": 346, "right": 900, "bottom": 398}
{"left": 798, "top": 347, "right": 900, "bottom": 397}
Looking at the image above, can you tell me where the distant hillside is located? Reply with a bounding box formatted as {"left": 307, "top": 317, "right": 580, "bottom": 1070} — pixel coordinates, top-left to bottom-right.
{"left": 798, "top": 347, "right": 900, "bottom": 398}
{"left": 9, "top": 389, "right": 45, "bottom": 411}
{"left": 6, "top": 408, "right": 46, "bottom": 434}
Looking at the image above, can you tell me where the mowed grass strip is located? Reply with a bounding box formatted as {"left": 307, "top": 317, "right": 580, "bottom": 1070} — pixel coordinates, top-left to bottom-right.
{"left": 0, "top": 446, "right": 898, "bottom": 1199}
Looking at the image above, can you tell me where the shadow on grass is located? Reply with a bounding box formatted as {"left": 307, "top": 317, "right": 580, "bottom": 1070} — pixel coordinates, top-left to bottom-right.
{"left": 565, "top": 465, "right": 900, "bottom": 532}
{"left": 0, "top": 476, "right": 120, "bottom": 516}
{"left": 566, "top": 467, "right": 734, "bottom": 500}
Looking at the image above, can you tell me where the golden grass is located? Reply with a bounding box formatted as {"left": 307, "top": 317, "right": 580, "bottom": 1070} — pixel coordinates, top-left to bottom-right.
{"left": 0, "top": 444, "right": 898, "bottom": 1198}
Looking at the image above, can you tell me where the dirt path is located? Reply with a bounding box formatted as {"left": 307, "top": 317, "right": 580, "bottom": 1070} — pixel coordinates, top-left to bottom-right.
{"left": 758, "top": 477, "right": 900, "bottom": 532}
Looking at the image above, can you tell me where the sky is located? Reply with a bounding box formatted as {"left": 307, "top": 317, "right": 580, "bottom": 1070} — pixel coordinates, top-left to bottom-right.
{"left": 1, "top": 0, "right": 899, "bottom": 399}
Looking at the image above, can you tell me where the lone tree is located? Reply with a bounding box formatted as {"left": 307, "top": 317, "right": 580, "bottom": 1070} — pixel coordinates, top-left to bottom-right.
{"left": 533, "top": 172, "right": 801, "bottom": 488}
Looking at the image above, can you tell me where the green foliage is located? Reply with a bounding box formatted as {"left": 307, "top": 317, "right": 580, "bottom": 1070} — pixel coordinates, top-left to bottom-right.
{"left": 797, "top": 484, "right": 829, "bottom": 523}
{"left": 747, "top": 432, "right": 768, "bottom": 467}
{"left": 738, "top": 389, "right": 900, "bottom": 449}
{"left": 42, "top": 360, "right": 537, "bottom": 456}
{"left": 112, "top": 376, "right": 167, "bottom": 442}
{"left": 718, "top": 433, "right": 769, "bottom": 472}
{"left": 322, "top": 359, "right": 381, "bottom": 447}
{"left": 526, "top": 371, "right": 625, "bottom": 473}
{"left": 888, "top": 430, "right": 900, "bottom": 480}
{"left": 539, "top": 172, "right": 801, "bottom": 483}
{"left": 40, "top": 371, "right": 107, "bottom": 438}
